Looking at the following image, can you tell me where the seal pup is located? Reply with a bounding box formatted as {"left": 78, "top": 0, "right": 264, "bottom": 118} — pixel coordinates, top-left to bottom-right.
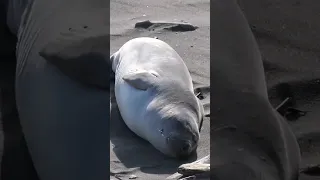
{"left": 110, "top": 37, "right": 204, "bottom": 159}
{"left": 209, "top": 0, "right": 301, "bottom": 180}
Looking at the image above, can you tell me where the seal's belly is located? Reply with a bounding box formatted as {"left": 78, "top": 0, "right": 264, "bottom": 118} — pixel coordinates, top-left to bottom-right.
{"left": 114, "top": 77, "right": 152, "bottom": 140}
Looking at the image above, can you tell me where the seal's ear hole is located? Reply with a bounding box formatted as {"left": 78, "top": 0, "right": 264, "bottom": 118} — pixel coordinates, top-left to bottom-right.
{"left": 123, "top": 71, "right": 157, "bottom": 91}
{"left": 150, "top": 71, "right": 159, "bottom": 77}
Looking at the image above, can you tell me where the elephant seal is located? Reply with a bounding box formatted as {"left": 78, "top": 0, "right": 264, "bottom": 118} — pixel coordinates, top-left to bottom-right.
{"left": 5, "top": 0, "right": 111, "bottom": 180}
{"left": 110, "top": 37, "right": 204, "bottom": 159}
{"left": 209, "top": 1, "right": 301, "bottom": 180}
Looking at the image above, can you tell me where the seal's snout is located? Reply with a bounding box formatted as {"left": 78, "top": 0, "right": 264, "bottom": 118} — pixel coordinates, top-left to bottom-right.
{"left": 181, "top": 142, "right": 191, "bottom": 152}
{"left": 166, "top": 135, "right": 195, "bottom": 159}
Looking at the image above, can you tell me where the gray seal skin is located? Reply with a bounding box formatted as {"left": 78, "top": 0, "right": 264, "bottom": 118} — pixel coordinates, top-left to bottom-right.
{"left": 210, "top": 1, "right": 301, "bottom": 180}
{"left": 110, "top": 37, "right": 204, "bottom": 159}
{"left": 6, "top": 0, "right": 111, "bottom": 180}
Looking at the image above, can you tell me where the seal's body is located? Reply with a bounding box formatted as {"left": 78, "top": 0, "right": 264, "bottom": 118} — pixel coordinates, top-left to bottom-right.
{"left": 111, "top": 37, "right": 204, "bottom": 158}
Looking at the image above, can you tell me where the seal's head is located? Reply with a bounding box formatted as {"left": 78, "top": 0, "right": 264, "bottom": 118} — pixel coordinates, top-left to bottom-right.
{"left": 161, "top": 109, "right": 200, "bottom": 159}
{"left": 145, "top": 84, "right": 203, "bottom": 159}
{"left": 119, "top": 69, "right": 204, "bottom": 159}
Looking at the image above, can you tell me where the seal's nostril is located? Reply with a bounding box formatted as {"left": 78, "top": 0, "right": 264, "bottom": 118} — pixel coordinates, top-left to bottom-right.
{"left": 181, "top": 142, "right": 190, "bottom": 152}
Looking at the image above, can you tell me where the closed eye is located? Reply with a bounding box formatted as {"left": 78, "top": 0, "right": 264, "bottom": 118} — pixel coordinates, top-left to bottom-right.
{"left": 159, "top": 129, "right": 164, "bottom": 136}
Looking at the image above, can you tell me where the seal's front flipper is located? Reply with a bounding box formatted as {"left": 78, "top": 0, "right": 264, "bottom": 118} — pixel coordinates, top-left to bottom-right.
{"left": 39, "top": 32, "right": 111, "bottom": 90}
{"left": 123, "top": 71, "right": 158, "bottom": 91}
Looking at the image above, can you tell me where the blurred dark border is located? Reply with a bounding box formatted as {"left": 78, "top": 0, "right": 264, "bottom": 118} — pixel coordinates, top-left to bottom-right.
{"left": 1, "top": 1, "right": 39, "bottom": 179}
